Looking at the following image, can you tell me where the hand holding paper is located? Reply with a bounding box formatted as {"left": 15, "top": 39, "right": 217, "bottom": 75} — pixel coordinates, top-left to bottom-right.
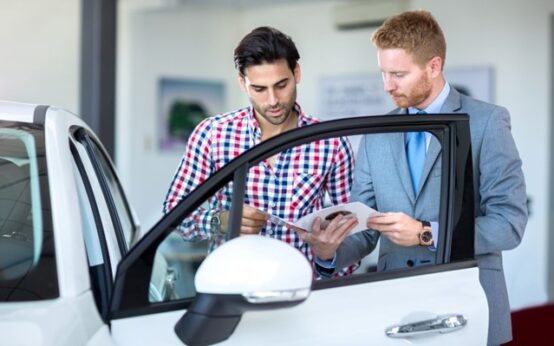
{"left": 259, "top": 202, "right": 381, "bottom": 261}
{"left": 293, "top": 202, "right": 382, "bottom": 234}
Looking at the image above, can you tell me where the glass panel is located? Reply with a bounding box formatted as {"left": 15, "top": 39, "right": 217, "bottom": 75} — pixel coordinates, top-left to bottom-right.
{"left": 0, "top": 129, "right": 42, "bottom": 281}
{"left": 0, "top": 123, "right": 58, "bottom": 302}
{"left": 235, "top": 131, "right": 443, "bottom": 280}
{"left": 148, "top": 129, "right": 445, "bottom": 301}
{"left": 322, "top": 130, "right": 444, "bottom": 278}
{"left": 149, "top": 182, "right": 232, "bottom": 303}
{"left": 241, "top": 134, "right": 356, "bottom": 277}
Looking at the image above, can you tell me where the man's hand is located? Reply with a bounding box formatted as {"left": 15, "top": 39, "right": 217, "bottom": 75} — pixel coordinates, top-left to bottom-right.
{"left": 220, "top": 205, "right": 269, "bottom": 235}
{"left": 294, "top": 214, "right": 358, "bottom": 260}
{"left": 366, "top": 212, "right": 422, "bottom": 246}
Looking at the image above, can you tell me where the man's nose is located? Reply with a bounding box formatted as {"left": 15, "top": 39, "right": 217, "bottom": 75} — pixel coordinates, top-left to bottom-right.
{"left": 383, "top": 77, "right": 396, "bottom": 93}
{"left": 267, "top": 89, "right": 278, "bottom": 106}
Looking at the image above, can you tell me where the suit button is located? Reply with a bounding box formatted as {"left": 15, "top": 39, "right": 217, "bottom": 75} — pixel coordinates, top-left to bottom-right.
{"left": 406, "top": 260, "right": 415, "bottom": 267}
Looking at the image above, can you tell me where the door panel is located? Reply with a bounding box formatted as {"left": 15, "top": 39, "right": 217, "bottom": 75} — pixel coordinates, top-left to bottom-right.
{"left": 110, "top": 115, "right": 482, "bottom": 344}
{"left": 229, "top": 267, "right": 487, "bottom": 345}
{"left": 111, "top": 266, "right": 487, "bottom": 345}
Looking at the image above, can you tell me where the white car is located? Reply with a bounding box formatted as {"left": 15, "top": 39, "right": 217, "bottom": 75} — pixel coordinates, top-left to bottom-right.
{"left": 0, "top": 101, "right": 488, "bottom": 345}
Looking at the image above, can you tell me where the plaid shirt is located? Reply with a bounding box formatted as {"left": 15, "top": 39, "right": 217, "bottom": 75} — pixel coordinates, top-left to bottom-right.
{"left": 163, "top": 103, "right": 357, "bottom": 276}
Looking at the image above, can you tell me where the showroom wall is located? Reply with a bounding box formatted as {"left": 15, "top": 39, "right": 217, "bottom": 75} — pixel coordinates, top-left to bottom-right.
{"left": 0, "top": 0, "right": 80, "bottom": 113}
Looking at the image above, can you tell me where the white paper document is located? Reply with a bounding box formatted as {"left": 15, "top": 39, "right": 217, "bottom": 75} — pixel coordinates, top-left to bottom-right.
{"left": 263, "top": 202, "right": 382, "bottom": 234}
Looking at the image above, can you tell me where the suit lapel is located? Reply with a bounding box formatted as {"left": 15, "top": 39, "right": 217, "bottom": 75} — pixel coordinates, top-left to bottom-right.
{"left": 387, "top": 90, "right": 463, "bottom": 202}
{"left": 416, "top": 88, "right": 463, "bottom": 201}
{"left": 440, "top": 88, "right": 462, "bottom": 113}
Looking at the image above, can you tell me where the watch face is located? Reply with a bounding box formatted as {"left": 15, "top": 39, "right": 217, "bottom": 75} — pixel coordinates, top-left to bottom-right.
{"left": 421, "top": 230, "right": 433, "bottom": 244}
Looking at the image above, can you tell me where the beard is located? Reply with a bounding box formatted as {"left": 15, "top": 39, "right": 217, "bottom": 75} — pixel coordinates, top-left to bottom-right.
{"left": 252, "top": 88, "right": 297, "bottom": 126}
{"left": 390, "top": 74, "right": 433, "bottom": 109}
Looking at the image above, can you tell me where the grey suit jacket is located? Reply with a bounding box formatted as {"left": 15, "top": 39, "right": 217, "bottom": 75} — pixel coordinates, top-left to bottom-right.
{"left": 329, "top": 88, "right": 527, "bottom": 345}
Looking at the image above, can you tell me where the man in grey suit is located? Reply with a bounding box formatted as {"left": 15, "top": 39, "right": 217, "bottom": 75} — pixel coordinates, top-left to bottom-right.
{"left": 300, "top": 10, "right": 527, "bottom": 346}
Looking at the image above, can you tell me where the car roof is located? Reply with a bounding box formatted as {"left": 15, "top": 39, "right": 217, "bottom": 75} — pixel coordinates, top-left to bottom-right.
{"left": 0, "top": 101, "right": 38, "bottom": 123}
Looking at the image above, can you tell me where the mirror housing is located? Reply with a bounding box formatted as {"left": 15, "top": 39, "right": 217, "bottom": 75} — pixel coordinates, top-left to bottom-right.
{"left": 175, "top": 236, "right": 312, "bottom": 346}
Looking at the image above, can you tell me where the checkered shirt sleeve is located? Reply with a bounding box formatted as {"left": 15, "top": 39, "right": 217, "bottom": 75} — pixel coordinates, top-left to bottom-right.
{"left": 163, "top": 116, "right": 217, "bottom": 241}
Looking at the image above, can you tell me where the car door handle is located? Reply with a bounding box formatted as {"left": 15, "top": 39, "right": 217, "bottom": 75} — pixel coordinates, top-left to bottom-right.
{"left": 385, "top": 314, "right": 467, "bottom": 338}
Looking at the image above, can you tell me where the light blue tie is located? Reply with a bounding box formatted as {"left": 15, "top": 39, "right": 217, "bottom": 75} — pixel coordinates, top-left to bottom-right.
{"left": 406, "top": 111, "right": 426, "bottom": 194}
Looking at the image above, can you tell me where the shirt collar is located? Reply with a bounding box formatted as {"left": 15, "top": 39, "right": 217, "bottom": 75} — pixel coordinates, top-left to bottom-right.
{"left": 408, "top": 82, "right": 451, "bottom": 114}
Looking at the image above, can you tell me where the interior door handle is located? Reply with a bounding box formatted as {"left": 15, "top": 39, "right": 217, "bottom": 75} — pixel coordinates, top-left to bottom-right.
{"left": 385, "top": 314, "right": 467, "bottom": 338}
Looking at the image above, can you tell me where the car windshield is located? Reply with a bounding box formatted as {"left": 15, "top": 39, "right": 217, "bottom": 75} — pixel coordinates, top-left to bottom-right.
{"left": 0, "top": 121, "right": 58, "bottom": 301}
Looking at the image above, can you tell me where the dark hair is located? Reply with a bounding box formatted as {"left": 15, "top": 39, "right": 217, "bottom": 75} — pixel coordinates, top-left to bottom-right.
{"left": 234, "top": 26, "right": 300, "bottom": 75}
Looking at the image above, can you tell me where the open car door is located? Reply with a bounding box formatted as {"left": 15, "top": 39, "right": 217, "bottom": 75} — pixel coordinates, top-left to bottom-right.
{"left": 108, "top": 114, "right": 488, "bottom": 345}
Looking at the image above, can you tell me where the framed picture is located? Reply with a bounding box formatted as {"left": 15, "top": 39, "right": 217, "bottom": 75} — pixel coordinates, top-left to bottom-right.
{"left": 158, "top": 78, "right": 225, "bottom": 152}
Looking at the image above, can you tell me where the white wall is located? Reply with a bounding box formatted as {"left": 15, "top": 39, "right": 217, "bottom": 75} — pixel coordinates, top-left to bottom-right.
{"left": 117, "top": 2, "right": 242, "bottom": 227}
{"left": 116, "top": 0, "right": 553, "bottom": 311}
{"left": 0, "top": 0, "right": 80, "bottom": 113}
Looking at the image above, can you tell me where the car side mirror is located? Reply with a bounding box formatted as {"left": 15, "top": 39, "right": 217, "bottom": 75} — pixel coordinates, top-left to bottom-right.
{"left": 174, "top": 235, "right": 312, "bottom": 346}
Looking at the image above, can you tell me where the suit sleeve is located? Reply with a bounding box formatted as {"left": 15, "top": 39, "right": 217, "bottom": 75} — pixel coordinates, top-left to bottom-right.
{"left": 475, "top": 106, "right": 528, "bottom": 255}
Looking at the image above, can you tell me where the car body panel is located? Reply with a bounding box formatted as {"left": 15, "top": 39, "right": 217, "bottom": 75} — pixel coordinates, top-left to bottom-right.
{"left": 43, "top": 106, "right": 92, "bottom": 297}
{"left": 0, "top": 291, "right": 104, "bottom": 346}
{"left": 0, "top": 101, "right": 35, "bottom": 123}
{"left": 0, "top": 103, "right": 115, "bottom": 345}
{"left": 110, "top": 267, "right": 487, "bottom": 345}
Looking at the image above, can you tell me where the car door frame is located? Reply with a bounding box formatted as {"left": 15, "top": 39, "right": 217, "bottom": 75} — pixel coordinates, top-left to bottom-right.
{"left": 69, "top": 126, "right": 140, "bottom": 321}
{"left": 108, "top": 113, "right": 475, "bottom": 322}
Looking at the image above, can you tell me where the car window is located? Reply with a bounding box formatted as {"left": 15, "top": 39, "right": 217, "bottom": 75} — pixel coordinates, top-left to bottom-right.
{"left": 149, "top": 183, "right": 232, "bottom": 303}
{"left": 244, "top": 131, "right": 443, "bottom": 279}
{"left": 0, "top": 122, "right": 58, "bottom": 301}
{"left": 146, "top": 130, "right": 444, "bottom": 303}
{"left": 111, "top": 115, "right": 474, "bottom": 317}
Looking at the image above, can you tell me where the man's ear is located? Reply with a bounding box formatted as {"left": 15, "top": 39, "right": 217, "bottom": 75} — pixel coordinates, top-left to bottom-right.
{"left": 428, "top": 56, "right": 443, "bottom": 78}
{"left": 238, "top": 74, "right": 247, "bottom": 93}
{"left": 293, "top": 63, "right": 302, "bottom": 84}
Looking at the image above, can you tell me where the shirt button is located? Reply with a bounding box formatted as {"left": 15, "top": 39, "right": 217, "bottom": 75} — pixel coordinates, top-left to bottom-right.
{"left": 268, "top": 229, "right": 274, "bottom": 235}
{"left": 406, "top": 259, "right": 415, "bottom": 267}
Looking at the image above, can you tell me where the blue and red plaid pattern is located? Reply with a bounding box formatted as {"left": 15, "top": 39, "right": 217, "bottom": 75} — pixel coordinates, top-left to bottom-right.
{"left": 163, "top": 103, "right": 357, "bottom": 276}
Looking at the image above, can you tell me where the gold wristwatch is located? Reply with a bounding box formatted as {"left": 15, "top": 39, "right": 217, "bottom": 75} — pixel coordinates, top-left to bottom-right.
{"left": 418, "top": 220, "right": 433, "bottom": 246}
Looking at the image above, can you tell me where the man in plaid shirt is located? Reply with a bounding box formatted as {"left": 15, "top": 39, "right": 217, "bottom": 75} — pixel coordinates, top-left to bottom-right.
{"left": 163, "top": 26, "right": 359, "bottom": 276}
